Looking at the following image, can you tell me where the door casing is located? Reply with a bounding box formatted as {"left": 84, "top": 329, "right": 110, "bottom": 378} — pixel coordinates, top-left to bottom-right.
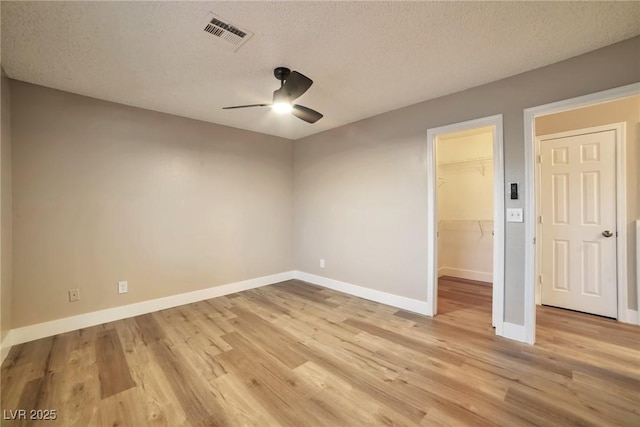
{"left": 426, "top": 114, "right": 505, "bottom": 336}
{"left": 524, "top": 82, "right": 639, "bottom": 344}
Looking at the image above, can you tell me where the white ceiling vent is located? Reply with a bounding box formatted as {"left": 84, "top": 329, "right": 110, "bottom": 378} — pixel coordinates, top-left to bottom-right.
{"left": 202, "top": 13, "right": 253, "bottom": 52}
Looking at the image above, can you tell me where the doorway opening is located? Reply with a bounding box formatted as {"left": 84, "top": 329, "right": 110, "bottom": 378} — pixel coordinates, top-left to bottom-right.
{"left": 426, "top": 115, "right": 505, "bottom": 336}
{"left": 524, "top": 83, "right": 639, "bottom": 344}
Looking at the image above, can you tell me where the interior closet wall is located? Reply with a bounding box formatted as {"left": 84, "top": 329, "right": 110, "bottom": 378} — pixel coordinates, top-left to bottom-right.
{"left": 437, "top": 128, "right": 494, "bottom": 283}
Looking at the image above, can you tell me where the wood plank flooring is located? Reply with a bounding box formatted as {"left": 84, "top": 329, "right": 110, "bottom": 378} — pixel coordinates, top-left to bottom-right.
{"left": 1, "top": 277, "right": 639, "bottom": 426}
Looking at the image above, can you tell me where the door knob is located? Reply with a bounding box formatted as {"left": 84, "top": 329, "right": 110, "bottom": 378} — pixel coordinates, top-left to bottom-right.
{"left": 602, "top": 230, "right": 613, "bottom": 238}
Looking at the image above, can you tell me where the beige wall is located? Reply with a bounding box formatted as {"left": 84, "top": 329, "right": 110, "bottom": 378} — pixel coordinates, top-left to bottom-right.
{"left": 294, "top": 36, "right": 640, "bottom": 325}
{"left": 11, "top": 81, "right": 294, "bottom": 328}
{"left": 1, "top": 74, "right": 12, "bottom": 344}
{"left": 536, "top": 95, "right": 640, "bottom": 309}
{"left": 437, "top": 129, "right": 494, "bottom": 221}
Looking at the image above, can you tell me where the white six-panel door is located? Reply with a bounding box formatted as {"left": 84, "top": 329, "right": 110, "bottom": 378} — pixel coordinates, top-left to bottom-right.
{"left": 539, "top": 129, "right": 617, "bottom": 318}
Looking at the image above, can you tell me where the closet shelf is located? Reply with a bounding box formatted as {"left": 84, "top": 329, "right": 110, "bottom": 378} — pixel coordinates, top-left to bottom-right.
{"left": 437, "top": 156, "right": 492, "bottom": 176}
{"left": 437, "top": 156, "right": 492, "bottom": 167}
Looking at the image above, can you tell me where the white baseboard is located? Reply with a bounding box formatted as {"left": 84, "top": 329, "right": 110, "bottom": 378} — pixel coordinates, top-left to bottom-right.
{"left": 294, "top": 271, "right": 432, "bottom": 316}
{"left": 1, "top": 331, "right": 13, "bottom": 364}
{"left": 625, "top": 309, "right": 639, "bottom": 325}
{"left": 439, "top": 267, "right": 492, "bottom": 283}
{"left": 501, "top": 321, "right": 529, "bottom": 343}
{"left": 10, "top": 271, "right": 296, "bottom": 346}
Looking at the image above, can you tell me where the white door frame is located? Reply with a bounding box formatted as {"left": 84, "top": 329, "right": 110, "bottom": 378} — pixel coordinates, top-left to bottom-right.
{"left": 536, "top": 123, "right": 626, "bottom": 316}
{"left": 524, "top": 82, "right": 640, "bottom": 344}
{"left": 426, "top": 114, "right": 505, "bottom": 336}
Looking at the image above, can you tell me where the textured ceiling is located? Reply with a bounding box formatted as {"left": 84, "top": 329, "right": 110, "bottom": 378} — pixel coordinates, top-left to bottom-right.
{"left": 2, "top": 1, "right": 639, "bottom": 140}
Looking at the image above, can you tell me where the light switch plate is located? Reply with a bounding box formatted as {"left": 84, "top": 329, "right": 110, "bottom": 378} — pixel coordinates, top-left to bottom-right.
{"left": 506, "top": 208, "right": 523, "bottom": 223}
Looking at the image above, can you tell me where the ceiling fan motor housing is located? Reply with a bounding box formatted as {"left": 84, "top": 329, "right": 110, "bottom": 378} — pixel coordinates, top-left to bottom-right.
{"left": 274, "top": 67, "right": 291, "bottom": 82}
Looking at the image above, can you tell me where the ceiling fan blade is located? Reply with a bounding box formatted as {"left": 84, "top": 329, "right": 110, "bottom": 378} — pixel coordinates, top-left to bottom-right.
{"left": 280, "top": 71, "right": 313, "bottom": 101}
{"left": 291, "top": 104, "right": 323, "bottom": 123}
{"left": 222, "top": 104, "right": 270, "bottom": 109}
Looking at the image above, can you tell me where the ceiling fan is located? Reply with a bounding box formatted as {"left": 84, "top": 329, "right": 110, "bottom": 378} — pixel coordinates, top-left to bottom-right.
{"left": 223, "top": 67, "right": 323, "bottom": 123}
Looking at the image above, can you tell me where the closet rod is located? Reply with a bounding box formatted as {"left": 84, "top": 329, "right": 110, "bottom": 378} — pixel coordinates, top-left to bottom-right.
{"left": 437, "top": 156, "right": 492, "bottom": 167}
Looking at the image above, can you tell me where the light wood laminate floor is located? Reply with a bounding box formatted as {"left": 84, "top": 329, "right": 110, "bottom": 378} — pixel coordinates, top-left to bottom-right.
{"left": 1, "top": 277, "right": 639, "bottom": 426}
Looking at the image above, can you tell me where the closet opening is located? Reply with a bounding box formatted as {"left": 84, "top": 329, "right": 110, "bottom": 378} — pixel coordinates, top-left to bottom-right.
{"left": 426, "top": 115, "right": 504, "bottom": 336}
{"left": 437, "top": 127, "right": 495, "bottom": 323}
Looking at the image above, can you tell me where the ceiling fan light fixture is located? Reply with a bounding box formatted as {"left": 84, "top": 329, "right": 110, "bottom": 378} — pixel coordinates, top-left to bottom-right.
{"left": 272, "top": 101, "right": 293, "bottom": 114}
{"left": 224, "top": 67, "right": 322, "bottom": 123}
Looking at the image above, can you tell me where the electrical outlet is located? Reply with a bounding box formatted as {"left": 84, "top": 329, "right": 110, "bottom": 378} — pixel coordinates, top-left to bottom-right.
{"left": 118, "top": 281, "right": 128, "bottom": 294}
{"left": 68, "top": 288, "right": 80, "bottom": 302}
{"left": 320, "top": 259, "right": 326, "bottom": 268}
